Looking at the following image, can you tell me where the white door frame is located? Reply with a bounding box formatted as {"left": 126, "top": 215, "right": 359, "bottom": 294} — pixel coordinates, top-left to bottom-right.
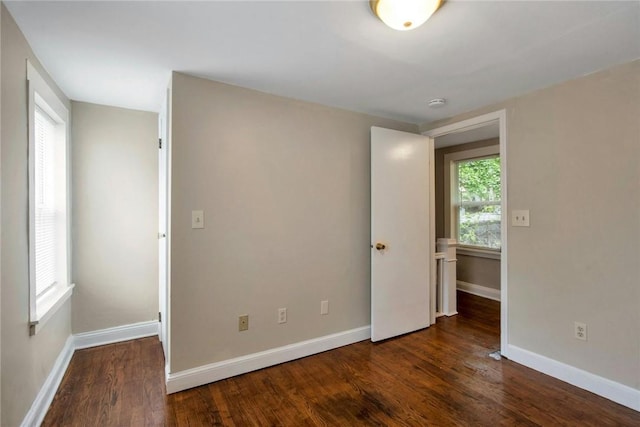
{"left": 423, "top": 110, "right": 508, "bottom": 357}
{"left": 159, "top": 87, "right": 172, "bottom": 373}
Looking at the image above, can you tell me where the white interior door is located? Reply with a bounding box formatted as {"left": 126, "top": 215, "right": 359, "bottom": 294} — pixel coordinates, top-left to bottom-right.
{"left": 371, "top": 127, "right": 432, "bottom": 342}
{"left": 158, "top": 89, "right": 169, "bottom": 360}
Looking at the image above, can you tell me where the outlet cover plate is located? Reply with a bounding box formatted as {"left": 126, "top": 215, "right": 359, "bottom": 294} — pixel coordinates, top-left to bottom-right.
{"left": 321, "top": 300, "right": 329, "bottom": 315}
{"left": 192, "top": 210, "right": 204, "bottom": 229}
{"left": 278, "top": 308, "right": 287, "bottom": 324}
{"left": 239, "top": 315, "right": 249, "bottom": 331}
{"left": 574, "top": 321, "right": 587, "bottom": 341}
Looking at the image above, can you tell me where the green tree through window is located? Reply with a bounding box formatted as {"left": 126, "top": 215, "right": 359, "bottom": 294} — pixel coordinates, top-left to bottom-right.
{"left": 456, "top": 156, "right": 501, "bottom": 249}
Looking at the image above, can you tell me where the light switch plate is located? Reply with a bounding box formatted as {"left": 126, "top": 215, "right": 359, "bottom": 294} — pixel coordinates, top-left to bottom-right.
{"left": 320, "top": 300, "right": 329, "bottom": 315}
{"left": 192, "top": 210, "right": 204, "bottom": 229}
{"left": 512, "top": 210, "right": 530, "bottom": 227}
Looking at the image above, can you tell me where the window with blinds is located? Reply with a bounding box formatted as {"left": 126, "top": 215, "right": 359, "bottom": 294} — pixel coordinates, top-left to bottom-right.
{"left": 27, "top": 60, "right": 72, "bottom": 333}
{"left": 34, "top": 106, "right": 59, "bottom": 297}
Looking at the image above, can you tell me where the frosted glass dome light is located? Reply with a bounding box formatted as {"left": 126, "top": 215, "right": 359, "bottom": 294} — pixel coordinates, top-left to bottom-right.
{"left": 370, "top": 0, "right": 443, "bottom": 31}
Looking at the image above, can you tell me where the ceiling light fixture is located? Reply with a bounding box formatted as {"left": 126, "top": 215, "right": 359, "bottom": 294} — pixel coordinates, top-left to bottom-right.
{"left": 370, "top": 0, "right": 443, "bottom": 31}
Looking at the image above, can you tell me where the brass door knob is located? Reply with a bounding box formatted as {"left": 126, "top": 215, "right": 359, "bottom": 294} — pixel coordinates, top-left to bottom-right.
{"left": 375, "top": 243, "right": 386, "bottom": 251}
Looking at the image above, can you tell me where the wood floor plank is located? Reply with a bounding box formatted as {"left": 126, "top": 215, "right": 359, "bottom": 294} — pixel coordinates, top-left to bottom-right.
{"left": 43, "top": 293, "right": 640, "bottom": 426}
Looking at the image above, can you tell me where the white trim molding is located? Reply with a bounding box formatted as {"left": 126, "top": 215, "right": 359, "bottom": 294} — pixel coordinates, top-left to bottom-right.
{"left": 27, "top": 59, "right": 73, "bottom": 336}
{"left": 22, "top": 321, "right": 160, "bottom": 426}
{"left": 443, "top": 145, "right": 500, "bottom": 248}
{"left": 457, "top": 247, "right": 501, "bottom": 260}
{"left": 166, "top": 326, "right": 371, "bottom": 394}
{"left": 74, "top": 320, "right": 159, "bottom": 350}
{"left": 507, "top": 345, "right": 640, "bottom": 412}
{"left": 30, "top": 284, "right": 74, "bottom": 336}
{"left": 423, "top": 108, "right": 509, "bottom": 359}
{"left": 457, "top": 280, "right": 501, "bottom": 301}
{"left": 20, "top": 335, "right": 75, "bottom": 427}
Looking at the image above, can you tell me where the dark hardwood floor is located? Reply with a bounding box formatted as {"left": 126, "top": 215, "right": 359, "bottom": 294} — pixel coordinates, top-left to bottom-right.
{"left": 44, "top": 292, "right": 640, "bottom": 426}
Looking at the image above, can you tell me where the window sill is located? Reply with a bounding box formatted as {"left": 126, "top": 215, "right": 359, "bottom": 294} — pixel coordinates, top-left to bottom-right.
{"left": 30, "top": 283, "right": 75, "bottom": 335}
{"left": 457, "top": 247, "right": 501, "bottom": 260}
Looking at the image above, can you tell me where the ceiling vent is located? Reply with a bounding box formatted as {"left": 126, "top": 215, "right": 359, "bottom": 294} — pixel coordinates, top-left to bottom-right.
{"left": 428, "top": 98, "right": 446, "bottom": 108}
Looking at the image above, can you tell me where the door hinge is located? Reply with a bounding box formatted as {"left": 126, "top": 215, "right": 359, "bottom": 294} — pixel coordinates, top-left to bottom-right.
{"left": 159, "top": 138, "right": 162, "bottom": 149}
{"left": 158, "top": 312, "right": 162, "bottom": 322}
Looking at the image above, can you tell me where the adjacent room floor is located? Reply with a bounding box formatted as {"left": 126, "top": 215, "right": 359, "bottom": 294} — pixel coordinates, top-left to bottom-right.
{"left": 43, "top": 292, "right": 640, "bottom": 426}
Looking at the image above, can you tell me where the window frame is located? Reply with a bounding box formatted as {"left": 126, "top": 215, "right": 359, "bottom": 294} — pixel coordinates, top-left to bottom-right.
{"left": 444, "top": 145, "right": 501, "bottom": 255}
{"left": 27, "top": 60, "right": 74, "bottom": 335}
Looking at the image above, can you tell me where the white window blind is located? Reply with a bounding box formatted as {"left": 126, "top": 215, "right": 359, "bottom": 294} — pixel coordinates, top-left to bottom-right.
{"left": 34, "top": 105, "right": 58, "bottom": 296}
{"left": 27, "top": 60, "right": 73, "bottom": 334}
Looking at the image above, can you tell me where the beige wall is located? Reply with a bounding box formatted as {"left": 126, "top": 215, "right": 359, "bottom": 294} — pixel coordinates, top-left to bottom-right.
{"left": 1, "top": 5, "right": 72, "bottom": 425}
{"left": 435, "top": 138, "right": 501, "bottom": 290}
{"left": 71, "top": 101, "right": 159, "bottom": 333}
{"left": 456, "top": 255, "right": 500, "bottom": 290}
{"left": 169, "top": 72, "right": 418, "bottom": 372}
{"left": 423, "top": 60, "right": 640, "bottom": 390}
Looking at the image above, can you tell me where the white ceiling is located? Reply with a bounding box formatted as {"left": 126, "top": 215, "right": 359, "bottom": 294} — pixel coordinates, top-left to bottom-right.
{"left": 5, "top": 1, "right": 640, "bottom": 124}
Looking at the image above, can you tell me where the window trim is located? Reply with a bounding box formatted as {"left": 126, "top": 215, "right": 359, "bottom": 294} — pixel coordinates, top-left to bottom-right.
{"left": 457, "top": 246, "right": 501, "bottom": 260}
{"left": 444, "top": 145, "right": 501, "bottom": 254}
{"left": 27, "top": 60, "right": 74, "bottom": 335}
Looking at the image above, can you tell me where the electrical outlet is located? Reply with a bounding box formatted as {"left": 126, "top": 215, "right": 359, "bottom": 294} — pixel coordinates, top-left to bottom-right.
{"left": 239, "top": 315, "right": 249, "bottom": 331}
{"left": 574, "top": 321, "right": 587, "bottom": 341}
{"left": 192, "top": 210, "right": 204, "bottom": 229}
{"left": 278, "top": 308, "right": 287, "bottom": 324}
{"left": 320, "top": 300, "right": 329, "bottom": 315}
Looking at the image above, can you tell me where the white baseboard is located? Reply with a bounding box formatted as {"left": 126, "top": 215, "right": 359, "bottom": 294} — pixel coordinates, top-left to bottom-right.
{"left": 74, "top": 320, "right": 159, "bottom": 350}
{"left": 457, "top": 280, "right": 501, "bottom": 301}
{"left": 20, "top": 335, "right": 75, "bottom": 427}
{"left": 22, "top": 321, "right": 160, "bottom": 426}
{"left": 166, "top": 325, "right": 371, "bottom": 394}
{"left": 507, "top": 344, "right": 640, "bottom": 412}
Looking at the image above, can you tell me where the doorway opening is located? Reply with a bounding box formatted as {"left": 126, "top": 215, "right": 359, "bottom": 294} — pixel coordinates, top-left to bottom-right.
{"left": 424, "top": 110, "right": 508, "bottom": 356}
